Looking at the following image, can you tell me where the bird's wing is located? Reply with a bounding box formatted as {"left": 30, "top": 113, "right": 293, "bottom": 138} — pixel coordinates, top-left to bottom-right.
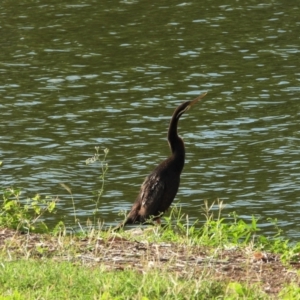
{"left": 140, "top": 174, "right": 165, "bottom": 213}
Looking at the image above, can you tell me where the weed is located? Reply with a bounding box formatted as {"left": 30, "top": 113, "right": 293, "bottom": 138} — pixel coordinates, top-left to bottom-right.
{"left": 86, "top": 147, "right": 109, "bottom": 214}
{"left": 0, "top": 187, "right": 58, "bottom": 233}
{"left": 59, "top": 147, "right": 109, "bottom": 230}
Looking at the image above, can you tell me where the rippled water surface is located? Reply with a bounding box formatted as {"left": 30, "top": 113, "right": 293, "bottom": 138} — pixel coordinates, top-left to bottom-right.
{"left": 1, "top": 1, "right": 300, "bottom": 238}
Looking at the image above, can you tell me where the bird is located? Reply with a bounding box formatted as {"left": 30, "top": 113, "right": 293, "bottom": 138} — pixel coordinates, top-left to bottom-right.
{"left": 114, "top": 92, "right": 207, "bottom": 230}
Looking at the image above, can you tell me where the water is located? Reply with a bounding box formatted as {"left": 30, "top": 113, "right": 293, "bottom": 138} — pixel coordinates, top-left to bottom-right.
{"left": 1, "top": 0, "right": 300, "bottom": 238}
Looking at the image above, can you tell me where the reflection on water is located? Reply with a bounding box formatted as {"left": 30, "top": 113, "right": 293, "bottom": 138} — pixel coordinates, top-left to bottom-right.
{"left": 0, "top": 0, "right": 300, "bottom": 239}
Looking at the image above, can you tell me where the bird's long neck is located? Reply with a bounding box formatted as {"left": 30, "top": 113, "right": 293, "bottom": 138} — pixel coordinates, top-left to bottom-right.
{"left": 168, "top": 115, "right": 185, "bottom": 169}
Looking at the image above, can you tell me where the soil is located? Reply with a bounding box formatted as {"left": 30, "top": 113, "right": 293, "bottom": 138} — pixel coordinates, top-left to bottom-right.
{"left": 1, "top": 227, "right": 299, "bottom": 298}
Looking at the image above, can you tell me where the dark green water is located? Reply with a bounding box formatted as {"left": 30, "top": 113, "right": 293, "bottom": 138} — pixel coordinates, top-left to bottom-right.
{"left": 1, "top": 1, "right": 300, "bottom": 238}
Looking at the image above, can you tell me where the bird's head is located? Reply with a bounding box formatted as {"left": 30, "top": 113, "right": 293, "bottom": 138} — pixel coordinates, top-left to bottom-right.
{"left": 175, "top": 92, "right": 207, "bottom": 119}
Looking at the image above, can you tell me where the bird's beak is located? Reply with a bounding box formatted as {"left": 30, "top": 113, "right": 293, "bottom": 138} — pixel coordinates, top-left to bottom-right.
{"left": 190, "top": 92, "right": 207, "bottom": 107}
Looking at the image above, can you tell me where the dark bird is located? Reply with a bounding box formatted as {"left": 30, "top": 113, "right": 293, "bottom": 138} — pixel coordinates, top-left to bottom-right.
{"left": 114, "top": 93, "right": 207, "bottom": 230}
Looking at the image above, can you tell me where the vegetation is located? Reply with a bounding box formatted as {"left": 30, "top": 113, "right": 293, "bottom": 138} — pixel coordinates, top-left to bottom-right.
{"left": 0, "top": 260, "right": 271, "bottom": 299}
{"left": 0, "top": 187, "right": 58, "bottom": 233}
{"left": 0, "top": 150, "right": 300, "bottom": 299}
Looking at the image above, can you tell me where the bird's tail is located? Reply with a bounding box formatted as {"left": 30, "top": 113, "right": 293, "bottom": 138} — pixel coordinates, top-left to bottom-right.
{"left": 112, "top": 215, "right": 134, "bottom": 231}
{"left": 112, "top": 221, "right": 125, "bottom": 231}
{"left": 112, "top": 213, "right": 163, "bottom": 231}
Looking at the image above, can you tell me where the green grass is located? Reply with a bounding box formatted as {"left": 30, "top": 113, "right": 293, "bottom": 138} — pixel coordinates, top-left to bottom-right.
{"left": 0, "top": 260, "right": 271, "bottom": 300}
{"left": 0, "top": 208, "right": 299, "bottom": 300}
{"left": 0, "top": 209, "right": 299, "bottom": 299}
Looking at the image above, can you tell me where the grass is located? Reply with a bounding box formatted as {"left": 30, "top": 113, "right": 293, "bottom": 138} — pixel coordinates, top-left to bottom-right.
{"left": 0, "top": 260, "right": 270, "bottom": 300}
{"left": 0, "top": 203, "right": 299, "bottom": 299}
{"left": 1, "top": 151, "right": 300, "bottom": 299}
